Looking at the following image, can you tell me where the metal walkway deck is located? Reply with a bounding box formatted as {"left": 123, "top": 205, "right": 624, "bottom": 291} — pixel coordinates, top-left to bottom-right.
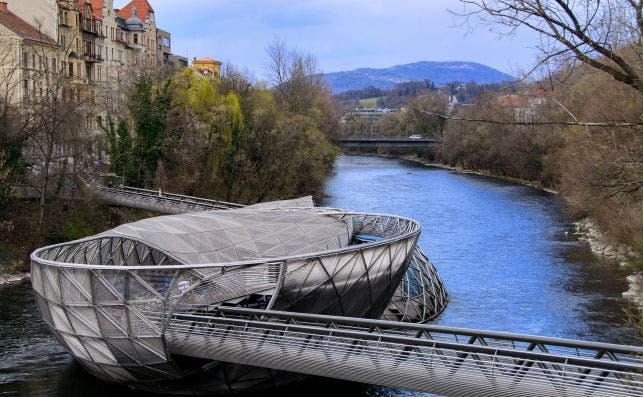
{"left": 87, "top": 183, "right": 643, "bottom": 396}
{"left": 165, "top": 307, "right": 643, "bottom": 397}
{"left": 96, "top": 185, "right": 243, "bottom": 214}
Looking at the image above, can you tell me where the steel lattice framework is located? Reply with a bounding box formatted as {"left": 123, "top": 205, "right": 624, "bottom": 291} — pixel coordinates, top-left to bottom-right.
{"left": 29, "top": 189, "right": 642, "bottom": 396}
{"left": 30, "top": 200, "right": 451, "bottom": 393}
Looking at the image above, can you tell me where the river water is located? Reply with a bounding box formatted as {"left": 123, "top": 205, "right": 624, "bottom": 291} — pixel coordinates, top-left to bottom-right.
{"left": 0, "top": 154, "right": 638, "bottom": 396}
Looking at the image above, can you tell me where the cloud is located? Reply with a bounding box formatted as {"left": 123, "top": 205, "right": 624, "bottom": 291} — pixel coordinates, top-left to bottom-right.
{"left": 129, "top": 0, "right": 542, "bottom": 80}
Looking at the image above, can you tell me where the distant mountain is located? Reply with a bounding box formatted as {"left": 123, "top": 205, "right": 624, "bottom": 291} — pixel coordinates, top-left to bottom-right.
{"left": 323, "top": 61, "right": 515, "bottom": 93}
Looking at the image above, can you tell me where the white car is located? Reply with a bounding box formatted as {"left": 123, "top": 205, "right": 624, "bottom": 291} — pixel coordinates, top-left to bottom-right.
{"left": 408, "top": 134, "right": 423, "bottom": 140}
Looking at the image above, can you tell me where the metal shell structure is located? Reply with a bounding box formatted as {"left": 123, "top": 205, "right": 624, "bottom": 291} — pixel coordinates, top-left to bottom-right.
{"left": 30, "top": 204, "right": 448, "bottom": 394}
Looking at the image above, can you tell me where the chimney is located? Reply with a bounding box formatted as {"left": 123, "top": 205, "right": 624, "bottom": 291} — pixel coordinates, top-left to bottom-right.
{"left": 132, "top": 6, "right": 137, "bottom": 17}
{"left": 0, "top": 2, "right": 8, "bottom": 12}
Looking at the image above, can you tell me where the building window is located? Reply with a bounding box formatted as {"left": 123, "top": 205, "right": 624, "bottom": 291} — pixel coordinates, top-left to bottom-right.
{"left": 68, "top": 62, "right": 73, "bottom": 77}
{"left": 163, "top": 36, "right": 170, "bottom": 47}
{"left": 133, "top": 34, "right": 138, "bottom": 44}
{"left": 60, "top": 35, "right": 66, "bottom": 47}
{"left": 22, "top": 52, "right": 28, "bottom": 68}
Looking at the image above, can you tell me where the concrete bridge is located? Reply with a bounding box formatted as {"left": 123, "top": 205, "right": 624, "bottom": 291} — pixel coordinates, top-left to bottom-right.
{"left": 50, "top": 182, "right": 643, "bottom": 397}
{"left": 336, "top": 138, "right": 437, "bottom": 149}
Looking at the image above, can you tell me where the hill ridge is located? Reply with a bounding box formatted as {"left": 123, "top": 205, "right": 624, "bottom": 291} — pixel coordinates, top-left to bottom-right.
{"left": 323, "top": 61, "right": 514, "bottom": 93}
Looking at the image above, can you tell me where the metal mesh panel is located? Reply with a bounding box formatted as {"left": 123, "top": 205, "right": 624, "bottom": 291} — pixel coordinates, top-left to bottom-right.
{"left": 31, "top": 208, "right": 424, "bottom": 391}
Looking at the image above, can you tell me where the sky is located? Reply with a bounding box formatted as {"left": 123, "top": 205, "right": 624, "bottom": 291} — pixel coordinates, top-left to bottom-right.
{"left": 118, "top": 0, "right": 542, "bottom": 80}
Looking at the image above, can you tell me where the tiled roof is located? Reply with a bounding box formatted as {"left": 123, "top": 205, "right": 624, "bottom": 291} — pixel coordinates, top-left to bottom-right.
{"left": 116, "top": 0, "right": 154, "bottom": 21}
{"left": 194, "top": 57, "right": 222, "bottom": 64}
{"left": 78, "top": 0, "right": 104, "bottom": 21}
{"left": 0, "top": 7, "right": 57, "bottom": 45}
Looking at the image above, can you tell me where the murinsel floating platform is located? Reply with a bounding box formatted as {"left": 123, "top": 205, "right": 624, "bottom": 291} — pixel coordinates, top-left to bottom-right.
{"left": 30, "top": 192, "right": 643, "bottom": 397}
{"left": 30, "top": 197, "right": 449, "bottom": 394}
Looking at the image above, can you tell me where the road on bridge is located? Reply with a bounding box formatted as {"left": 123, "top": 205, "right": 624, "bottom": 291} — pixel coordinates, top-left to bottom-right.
{"left": 336, "top": 138, "right": 437, "bottom": 148}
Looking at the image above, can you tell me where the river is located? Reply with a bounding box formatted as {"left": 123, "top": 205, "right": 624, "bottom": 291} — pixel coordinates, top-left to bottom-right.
{"left": 0, "top": 154, "right": 638, "bottom": 396}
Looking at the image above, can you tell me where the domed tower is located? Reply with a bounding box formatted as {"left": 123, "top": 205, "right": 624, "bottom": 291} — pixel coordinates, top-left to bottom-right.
{"left": 124, "top": 8, "right": 143, "bottom": 30}
{"left": 192, "top": 56, "right": 222, "bottom": 77}
{"left": 116, "top": 0, "right": 156, "bottom": 59}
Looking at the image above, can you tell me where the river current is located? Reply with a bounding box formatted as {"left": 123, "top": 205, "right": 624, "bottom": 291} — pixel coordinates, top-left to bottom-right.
{"left": 0, "top": 154, "right": 638, "bottom": 396}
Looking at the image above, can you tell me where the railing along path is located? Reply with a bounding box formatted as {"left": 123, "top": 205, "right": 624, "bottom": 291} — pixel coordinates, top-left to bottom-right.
{"left": 164, "top": 307, "right": 643, "bottom": 397}
{"left": 96, "top": 185, "right": 243, "bottom": 213}
{"left": 83, "top": 179, "right": 643, "bottom": 396}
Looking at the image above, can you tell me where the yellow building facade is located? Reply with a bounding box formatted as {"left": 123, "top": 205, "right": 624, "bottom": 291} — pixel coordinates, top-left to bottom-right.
{"left": 192, "top": 56, "right": 221, "bottom": 77}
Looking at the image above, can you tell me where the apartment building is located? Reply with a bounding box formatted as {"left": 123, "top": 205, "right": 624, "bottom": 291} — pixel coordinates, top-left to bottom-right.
{"left": 0, "top": 2, "right": 59, "bottom": 104}
{"left": 0, "top": 0, "right": 186, "bottom": 161}
{"left": 4, "top": 0, "right": 57, "bottom": 40}
{"left": 0, "top": 0, "right": 182, "bottom": 104}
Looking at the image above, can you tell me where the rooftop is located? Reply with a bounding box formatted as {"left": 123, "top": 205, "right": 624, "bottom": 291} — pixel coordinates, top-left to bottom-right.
{"left": 99, "top": 207, "right": 353, "bottom": 264}
{"left": 78, "top": 0, "right": 103, "bottom": 21}
{"left": 194, "top": 56, "right": 222, "bottom": 64}
{"left": 0, "top": 4, "right": 57, "bottom": 45}
{"left": 116, "top": 0, "right": 154, "bottom": 21}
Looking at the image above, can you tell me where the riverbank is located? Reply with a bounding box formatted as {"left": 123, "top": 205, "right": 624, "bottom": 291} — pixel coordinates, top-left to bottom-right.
{"left": 0, "top": 200, "right": 158, "bottom": 288}
{"left": 0, "top": 272, "right": 30, "bottom": 286}
{"left": 399, "top": 154, "right": 559, "bottom": 194}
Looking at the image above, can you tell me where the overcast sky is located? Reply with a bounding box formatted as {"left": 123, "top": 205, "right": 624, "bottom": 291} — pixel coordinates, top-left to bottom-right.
{"left": 118, "top": 0, "right": 542, "bottom": 80}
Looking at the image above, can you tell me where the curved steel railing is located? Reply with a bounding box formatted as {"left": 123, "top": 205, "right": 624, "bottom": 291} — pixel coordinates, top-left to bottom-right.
{"left": 29, "top": 211, "right": 425, "bottom": 389}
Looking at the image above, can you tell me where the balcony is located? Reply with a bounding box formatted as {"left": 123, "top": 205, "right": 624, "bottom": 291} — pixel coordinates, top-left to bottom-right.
{"left": 81, "top": 18, "right": 103, "bottom": 36}
{"left": 83, "top": 52, "right": 103, "bottom": 63}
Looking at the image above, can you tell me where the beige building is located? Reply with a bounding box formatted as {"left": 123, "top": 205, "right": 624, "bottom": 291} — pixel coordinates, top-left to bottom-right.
{"left": 192, "top": 56, "right": 222, "bottom": 77}
{"left": 0, "top": 0, "right": 193, "bottom": 158}
{"left": 5, "top": 0, "right": 58, "bottom": 41}
{"left": 0, "top": 2, "right": 60, "bottom": 104}
{"left": 116, "top": 0, "right": 157, "bottom": 63}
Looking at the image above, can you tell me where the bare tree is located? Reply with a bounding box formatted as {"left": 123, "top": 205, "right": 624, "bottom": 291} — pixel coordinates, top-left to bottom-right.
{"left": 12, "top": 21, "right": 92, "bottom": 227}
{"left": 265, "top": 36, "right": 326, "bottom": 113}
{"left": 456, "top": 0, "right": 643, "bottom": 93}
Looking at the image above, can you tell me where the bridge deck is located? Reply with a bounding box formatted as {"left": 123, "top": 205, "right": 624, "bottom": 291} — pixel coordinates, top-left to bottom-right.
{"left": 96, "top": 185, "right": 244, "bottom": 214}
{"left": 88, "top": 183, "right": 643, "bottom": 396}
{"left": 337, "top": 139, "right": 437, "bottom": 148}
{"left": 164, "top": 307, "right": 643, "bottom": 397}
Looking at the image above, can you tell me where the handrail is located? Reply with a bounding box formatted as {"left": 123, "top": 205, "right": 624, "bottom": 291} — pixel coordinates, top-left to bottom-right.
{"left": 165, "top": 307, "right": 643, "bottom": 397}
{"left": 206, "top": 306, "right": 643, "bottom": 356}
